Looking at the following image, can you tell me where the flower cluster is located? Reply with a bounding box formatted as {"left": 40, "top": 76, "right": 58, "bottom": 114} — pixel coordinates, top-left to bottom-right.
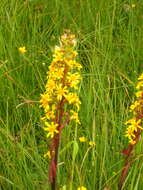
{"left": 40, "top": 31, "right": 82, "bottom": 139}
{"left": 125, "top": 74, "right": 143, "bottom": 144}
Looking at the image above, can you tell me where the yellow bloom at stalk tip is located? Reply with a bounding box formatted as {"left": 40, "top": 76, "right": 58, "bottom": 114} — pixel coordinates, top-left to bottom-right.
{"left": 18, "top": 46, "right": 27, "bottom": 54}
{"left": 40, "top": 30, "right": 82, "bottom": 139}
{"left": 43, "top": 122, "right": 59, "bottom": 138}
{"left": 79, "top": 136, "right": 87, "bottom": 142}
{"left": 89, "top": 141, "right": 96, "bottom": 147}
{"left": 77, "top": 186, "right": 87, "bottom": 190}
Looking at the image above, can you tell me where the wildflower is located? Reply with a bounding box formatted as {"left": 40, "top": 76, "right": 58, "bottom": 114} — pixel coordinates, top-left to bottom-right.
{"left": 136, "top": 81, "right": 143, "bottom": 89}
{"left": 138, "top": 74, "right": 143, "bottom": 80}
{"left": 40, "top": 30, "right": 82, "bottom": 187}
{"left": 79, "top": 136, "right": 87, "bottom": 142}
{"left": 56, "top": 85, "right": 68, "bottom": 101}
{"left": 135, "top": 91, "right": 143, "bottom": 98}
{"left": 43, "top": 122, "right": 59, "bottom": 138}
{"left": 44, "top": 151, "right": 51, "bottom": 159}
{"left": 77, "top": 186, "right": 87, "bottom": 190}
{"left": 129, "top": 101, "right": 140, "bottom": 112}
{"left": 70, "top": 110, "right": 80, "bottom": 124}
{"left": 89, "top": 141, "right": 96, "bottom": 147}
{"left": 131, "top": 4, "right": 136, "bottom": 8}
{"left": 18, "top": 46, "right": 27, "bottom": 54}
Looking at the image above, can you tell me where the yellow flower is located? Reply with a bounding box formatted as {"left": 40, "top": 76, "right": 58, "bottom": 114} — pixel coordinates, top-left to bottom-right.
{"left": 44, "top": 122, "right": 59, "bottom": 138}
{"left": 44, "top": 151, "right": 51, "bottom": 159}
{"left": 77, "top": 186, "right": 87, "bottom": 190}
{"left": 136, "top": 81, "right": 143, "bottom": 89}
{"left": 129, "top": 139, "right": 136, "bottom": 144}
{"left": 125, "top": 126, "right": 136, "bottom": 139}
{"left": 125, "top": 118, "right": 141, "bottom": 127}
{"left": 125, "top": 118, "right": 143, "bottom": 144}
{"left": 67, "top": 72, "right": 81, "bottom": 89}
{"left": 131, "top": 4, "right": 136, "bottom": 8}
{"left": 40, "top": 93, "right": 51, "bottom": 109}
{"left": 89, "top": 141, "right": 96, "bottom": 147}
{"left": 79, "top": 136, "right": 87, "bottom": 142}
{"left": 129, "top": 101, "right": 140, "bottom": 112}
{"left": 135, "top": 91, "right": 143, "bottom": 98}
{"left": 46, "top": 80, "right": 56, "bottom": 93}
{"left": 70, "top": 110, "right": 80, "bottom": 124}
{"left": 65, "top": 93, "right": 81, "bottom": 109}
{"left": 18, "top": 46, "right": 27, "bottom": 54}
{"left": 56, "top": 85, "right": 68, "bottom": 101}
{"left": 138, "top": 74, "right": 143, "bottom": 81}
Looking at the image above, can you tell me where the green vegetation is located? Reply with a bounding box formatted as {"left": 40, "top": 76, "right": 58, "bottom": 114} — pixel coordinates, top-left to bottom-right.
{"left": 0, "top": 0, "right": 143, "bottom": 189}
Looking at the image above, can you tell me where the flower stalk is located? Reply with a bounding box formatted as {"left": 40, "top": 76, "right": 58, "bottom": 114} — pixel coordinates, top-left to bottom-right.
{"left": 119, "top": 74, "right": 143, "bottom": 190}
{"left": 40, "top": 30, "right": 82, "bottom": 190}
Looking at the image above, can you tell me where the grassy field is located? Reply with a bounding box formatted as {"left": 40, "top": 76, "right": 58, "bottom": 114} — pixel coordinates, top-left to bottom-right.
{"left": 0, "top": 0, "right": 143, "bottom": 189}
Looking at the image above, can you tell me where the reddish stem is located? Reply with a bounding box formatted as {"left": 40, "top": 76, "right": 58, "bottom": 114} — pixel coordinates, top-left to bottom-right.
{"left": 118, "top": 129, "right": 141, "bottom": 190}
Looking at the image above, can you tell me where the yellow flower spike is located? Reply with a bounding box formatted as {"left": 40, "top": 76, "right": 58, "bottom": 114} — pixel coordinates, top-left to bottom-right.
{"left": 18, "top": 46, "right": 27, "bottom": 54}
{"left": 40, "top": 30, "right": 82, "bottom": 140}
{"left": 77, "top": 186, "right": 87, "bottom": 190}
{"left": 40, "top": 31, "right": 82, "bottom": 187}
{"left": 79, "top": 136, "right": 87, "bottom": 142}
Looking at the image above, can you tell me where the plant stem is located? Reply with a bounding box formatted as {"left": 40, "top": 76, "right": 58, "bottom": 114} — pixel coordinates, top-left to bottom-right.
{"left": 118, "top": 129, "right": 141, "bottom": 190}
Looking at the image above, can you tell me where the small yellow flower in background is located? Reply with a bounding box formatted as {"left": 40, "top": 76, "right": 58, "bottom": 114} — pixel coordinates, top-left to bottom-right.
{"left": 131, "top": 4, "right": 136, "bottom": 8}
{"left": 77, "top": 186, "right": 87, "bottom": 190}
{"left": 79, "top": 136, "right": 87, "bottom": 142}
{"left": 44, "top": 151, "right": 51, "bottom": 159}
{"left": 89, "top": 141, "right": 96, "bottom": 147}
{"left": 18, "top": 46, "right": 27, "bottom": 54}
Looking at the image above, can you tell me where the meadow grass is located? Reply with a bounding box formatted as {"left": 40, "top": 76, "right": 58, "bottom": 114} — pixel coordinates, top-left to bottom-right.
{"left": 0, "top": 0, "right": 143, "bottom": 189}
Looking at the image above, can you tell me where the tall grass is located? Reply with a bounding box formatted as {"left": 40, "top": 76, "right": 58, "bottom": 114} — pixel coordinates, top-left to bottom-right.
{"left": 0, "top": 0, "right": 143, "bottom": 189}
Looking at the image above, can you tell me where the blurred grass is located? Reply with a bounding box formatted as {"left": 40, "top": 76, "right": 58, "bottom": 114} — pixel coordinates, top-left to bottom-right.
{"left": 0, "top": 0, "right": 143, "bottom": 189}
